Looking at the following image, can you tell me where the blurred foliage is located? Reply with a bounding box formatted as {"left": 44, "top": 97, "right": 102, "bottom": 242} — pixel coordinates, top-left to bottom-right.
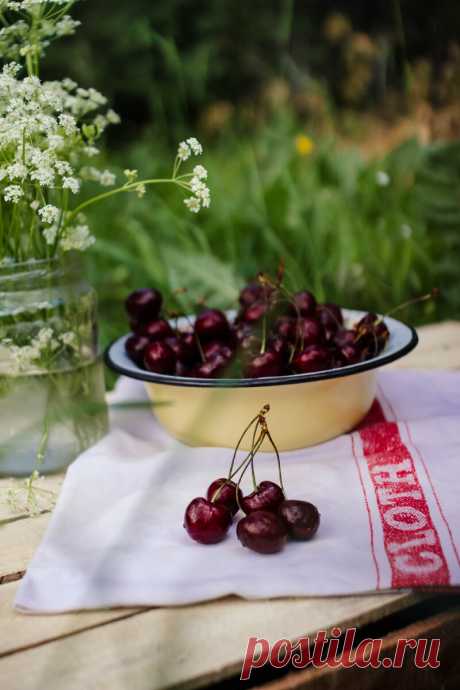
{"left": 80, "top": 119, "right": 460, "bottom": 348}
{"left": 38, "top": 1, "right": 460, "bottom": 344}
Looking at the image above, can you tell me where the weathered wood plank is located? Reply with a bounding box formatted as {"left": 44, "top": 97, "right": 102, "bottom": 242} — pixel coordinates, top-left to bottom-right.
{"left": 0, "top": 581, "right": 143, "bottom": 657}
{"left": 0, "top": 588, "right": 420, "bottom": 690}
{"left": 0, "top": 474, "right": 63, "bottom": 523}
{"left": 391, "top": 321, "right": 460, "bottom": 370}
{"left": 0, "top": 513, "right": 50, "bottom": 580}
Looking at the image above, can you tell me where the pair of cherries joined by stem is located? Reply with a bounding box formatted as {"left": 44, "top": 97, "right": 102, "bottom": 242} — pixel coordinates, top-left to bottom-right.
{"left": 183, "top": 405, "right": 320, "bottom": 554}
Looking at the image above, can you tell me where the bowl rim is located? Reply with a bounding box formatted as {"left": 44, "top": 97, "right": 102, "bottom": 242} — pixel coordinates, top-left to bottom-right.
{"left": 105, "top": 308, "right": 418, "bottom": 389}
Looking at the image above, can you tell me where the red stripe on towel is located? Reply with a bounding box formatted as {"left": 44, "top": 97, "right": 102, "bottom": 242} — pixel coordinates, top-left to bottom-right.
{"left": 358, "top": 416, "right": 450, "bottom": 587}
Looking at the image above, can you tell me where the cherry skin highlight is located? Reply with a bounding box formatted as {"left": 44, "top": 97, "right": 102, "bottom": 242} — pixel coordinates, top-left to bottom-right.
{"left": 207, "top": 478, "right": 242, "bottom": 516}
{"left": 237, "top": 510, "right": 288, "bottom": 554}
{"left": 184, "top": 497, "right": 232, "bottom": 544}
{"left": 241, "top": 480, "right": 285, "bottom": 515}
{"left": 278, "top": 500, "right": 320, "bottom": 541}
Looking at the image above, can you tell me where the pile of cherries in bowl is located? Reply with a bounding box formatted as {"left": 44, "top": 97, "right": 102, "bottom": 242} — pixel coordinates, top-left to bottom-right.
{"left": 124, "top": 278, "right": 390, "bottom": 379}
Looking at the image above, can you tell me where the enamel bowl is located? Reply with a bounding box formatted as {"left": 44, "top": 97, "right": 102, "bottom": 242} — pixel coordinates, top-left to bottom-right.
{"left": 105, "top": 309, "right": 417, "bottom": 451}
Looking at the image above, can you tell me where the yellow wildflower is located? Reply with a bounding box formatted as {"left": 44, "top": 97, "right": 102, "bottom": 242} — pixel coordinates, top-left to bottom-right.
{"left": 295, "top": 134, "right": 314, "bottom": 157}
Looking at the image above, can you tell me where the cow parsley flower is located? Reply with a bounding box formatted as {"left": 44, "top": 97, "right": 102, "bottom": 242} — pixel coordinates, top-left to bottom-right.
{"left": 376, "top": 170, "right": 390, "bottom": 187}
{"left": 177, "top": 141, "right": 191, "bottom": 161}
{"left": 3, "top": 184, "right": 23, "bottom": 202}
{"left": 99, "top": 169, "right": 116, "bottom": 186}
{"left": 38, "top": 204, "right": 59, "bottom": 224}
{"left": 193, "top": 164, "right": 207, "bottom": 180}
{"left": 62, "top": 176, "right": 80, "bottom": 194}
{"left": 187, "top": 137, "right": 203, "bottom": 155}
{"left": 60, "top": 224, "right": 95, "bottom": 252}
{"left": 184, "top": 196, "right": 201, "bottom": 213}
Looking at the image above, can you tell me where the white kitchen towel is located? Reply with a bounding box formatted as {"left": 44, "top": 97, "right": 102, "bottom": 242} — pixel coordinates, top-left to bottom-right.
{"left": 15, "top": 370, "right": 460, "bottom": 613}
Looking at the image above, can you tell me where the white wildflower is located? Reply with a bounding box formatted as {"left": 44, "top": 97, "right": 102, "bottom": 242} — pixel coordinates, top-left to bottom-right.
{"left": 123, "top": 169, "right": 138, "bottom": 182}
{"left": 60, "top": 224, "right": 95, "bottom": 252}
{"left": 401, "top": 223, "right": 413, "bottom": 239}
{"left": 54, "top": 160, "right": 73, "bottom": 176}
{"left": 376, "top": 170, "right": 390, "bottom": 187}
{"left": 47, "top": 134, "right": 64, "bottom": 150}
{"left": 135, "top": 183, "right": 146, "bottom": 198}
{"left": 55, "top": 16, "right": 80, "bottom": 38}
{"left": 30, "top": 200, "right": 40, "bottom": 210}
{"left": 43, "top": 224, "right": 58, "bottom": 245}
{"left": 83, "top": 145, "right": 99, "bottom": 157}
{"left": 58, "top": 113, "right": 77, "bottom": 134}
{"left": 184, "top": 196, "right": 201, "bottom": 213}
{"left": 38, "top": 204, "right": 59, "bottom": 224}
{"left": 193, "top": 164, "right": 207, "bottom": 180}
{"left": 105, "top": 109, "right": 120, "bottom": 124}
{"left": 36, "top": 328, "right": 53, "bottom": 347}
{"left": 177, "top": 141, "right": 191, "bottom": 161}
{"left": 62, "top": 176, "right": 80, "bottom": 194}
{"left": 3, "top": 184, "right": 23, "bottom": 202}
{"left": 61, "top": 331, "right": 77, "bottom": 347}
{"left": 190, "top": 176, "right": 206, "bottom": 194}
{"left": 30, "top": 167, "right": 55, "bottom": 186}
{"left": 6, "top": 162, "right": 27, "bottom": 180}
{"left": 99, "top": 169, "right": 116, "bottom": 186}
{"left": 186, "top": 137, "right": 203, "bottom": 155}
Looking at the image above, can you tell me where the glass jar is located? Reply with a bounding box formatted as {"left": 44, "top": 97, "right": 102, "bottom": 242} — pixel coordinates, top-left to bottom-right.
{"left": 0, "top": 256, "right": 108, "bottom": 476}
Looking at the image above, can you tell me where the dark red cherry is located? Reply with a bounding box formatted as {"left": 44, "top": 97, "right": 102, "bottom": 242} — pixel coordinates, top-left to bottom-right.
{"left": 237, "top": 510, "right": 288, "bottom": 554}
{"left": 207, "top": 478, "right": 242, "bottom": 516}
{"left": 354, "top": 313, "right": 389, "bottom": 355}
{"left": 239, "top": 282, "right": 265, "bottom": 308}
{"left": 175, "top": 360, "right": 191, "bottom": 377}
{"left": 337, "top": 343, "right": 363, "bottom": 366}
{"left": 141, "top": 318, "right": 174, "bottom": 341}
{"left": 245, "top": 351, "right": 284, "bottom": 378}
{"left": 239, "top": 301, "right": 268, "bottom": 324}
{"left": 334, "top": 328, "right": 356, "bottom": 349}
{"left": 144, "top": 340, "right": 176, "bottom": 374}
{"left": 289, "top": 290, "right": 317, "bottom": 317}
{"left": 195, "top": 309, "right": 230, "bottom": 341}
{"left": 275, "top": 316, "right": 296, "bottom": 339}
{"left": 125, "top": 288, "right": 162, "bottom": 323}
{"left": 232, "top": 321, "right": 253, "bottom": 343}
{"left": 267, "top": 335, "right": 290, "bottom": 360}
{"left": 203, "top": 340, "right": 234, "bottom": 362}
{"left": 290, "top": 317, "right": 323, "bottom": 346}
{"left": 125, "top": 334, "right": 149, "bottom": 367}
{"left": 278, "top": 500, "right": 320, "bottom": 541}
{"left": 240, "top": 481, "right": 285, "bottom": 515}
{"left": 317, "top": 303, "right": 343, "bottom": 339}
{"left": 291, "top": 344, "right": 331, "bottom": 373}
{"left": 184, "top": 497, "right": 232, "bottom": 544}
{"left": 180, "top": 333, "right": 200, "bottom": 363}
{"left": 192, "top": 353, "right": 228, "bottom": 378}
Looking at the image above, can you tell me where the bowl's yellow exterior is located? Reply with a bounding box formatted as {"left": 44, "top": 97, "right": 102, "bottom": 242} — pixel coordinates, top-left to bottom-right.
{"left": 145, "top": 370, "right": 377, "bottom": 451}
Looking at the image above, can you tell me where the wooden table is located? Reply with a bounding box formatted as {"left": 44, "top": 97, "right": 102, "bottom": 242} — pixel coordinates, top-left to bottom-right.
{"left": 1, "top": 321, "right": 460, "bottom": 690}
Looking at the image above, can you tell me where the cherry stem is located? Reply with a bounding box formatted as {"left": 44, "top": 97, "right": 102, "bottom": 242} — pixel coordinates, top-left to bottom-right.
{"left": 265, "top": 428, "right": 284, "bottom": 491}
{"left": 235, "top": 430, "right": 266, "bottom": 510}
{"left": 227, "top": 410, "right": 262, "bottom": 480}
{"left": 384, "top": 289, "right": 439, "bottom": 319}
